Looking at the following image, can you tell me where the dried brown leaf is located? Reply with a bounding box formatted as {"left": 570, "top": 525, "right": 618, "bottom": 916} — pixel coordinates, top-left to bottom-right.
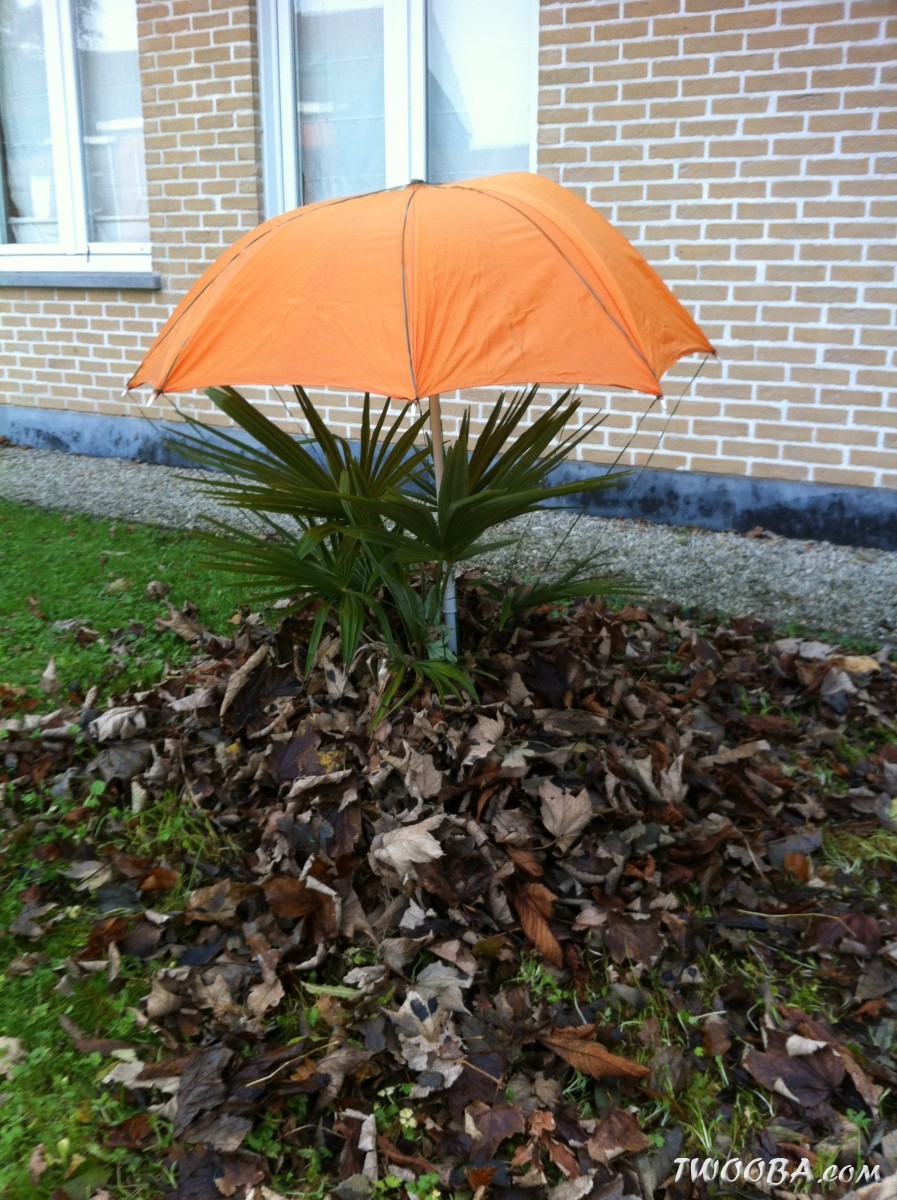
{"left": 743, "top": 1041, "right": 844, "bottom": 1108}
{"left": 505, "top": 845, "right": 544, "bottom": 878}
{"left": 146, "top": 979, "right": 183, "bottom": 1021}
{"left": 185, "top": 880, "right": 255, "bottom": 925}
{"left": 462, "top": 714, "right": 504, "bottom": 766}
{"left": 263, "top": 877, "right": 324, "bottom": 920}
{"left": 701, "top": 1013, "right": 732, "bottom": 1058}
{"left": 586, "top": 1106, "right": 650, "bottom": 1165}
{"left": 539, "top": 1025, "right": 650, "bottom": 1080}
{"left": 414, "top": 961, "right": 472, "bottom": 1014}
{"left": 173, "top": 1045, "right": 233, "bottom": 1138}
{"left": 245, "top": 936, "right": 286, "bottom": 1021}
{"left": 465, "top": 1100, "right": 526, "bottom": 1160}
{"left": 510, "top": 883, "right": 563, "bottom": 966}
{"left": 155, "top": 601, "right": 207, "bottom": 642}
{"left": 369, "top": 815, "right": 444, "bottom": 878}
{"left": 604, "top": 911, "right": 663, "bottom": 967}
{"left": 0, "top": 1037, "right": 25, "bottom": 1078}
{"left": 219, "top": 643, "right": 270, "bottom": 717}
{"left": 539, "top": 781, "right": 592, "bottom": 852}
{"left": 39, "top": 658, "right": 60, "bottom": 695}
{"left": 88, "top": 705, "right": 147, "bottom": 741}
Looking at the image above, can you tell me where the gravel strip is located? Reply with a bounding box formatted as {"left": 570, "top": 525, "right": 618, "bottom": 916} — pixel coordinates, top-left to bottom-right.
{"left": 2, "top": 443, "right": 895, "bottom": 645}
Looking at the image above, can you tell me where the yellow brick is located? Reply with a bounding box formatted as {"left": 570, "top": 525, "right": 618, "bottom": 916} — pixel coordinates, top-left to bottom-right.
{"left": 747, "top": 463, "right": 810, "bottom": 482}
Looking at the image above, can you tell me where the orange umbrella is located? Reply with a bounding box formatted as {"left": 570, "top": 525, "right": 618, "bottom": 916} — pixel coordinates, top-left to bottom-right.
{"left": 127, "top": 172, "right": 712, "bottom": 402}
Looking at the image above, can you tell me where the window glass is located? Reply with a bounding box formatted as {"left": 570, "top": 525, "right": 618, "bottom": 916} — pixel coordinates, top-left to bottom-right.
{"left": 426, "top": 0, "right": 533, "bottom": 183}
{"left": 75, "top": 0, "right": 149, "bottom": 243}
{"left": 293, "top": 0, "right": 386, "bottom": 204}
{"left": 0, "top": 0, "right": 59, "bottom": 244}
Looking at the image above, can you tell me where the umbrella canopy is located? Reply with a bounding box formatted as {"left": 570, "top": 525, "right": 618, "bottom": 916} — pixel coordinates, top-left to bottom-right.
{"left": 128, "top": 172, "right": 712, "bottom": 402}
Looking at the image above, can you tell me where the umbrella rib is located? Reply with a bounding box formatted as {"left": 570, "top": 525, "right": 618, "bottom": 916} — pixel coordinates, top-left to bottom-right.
{"left": 399, "top": 186, "right": 420, "bottom": 401}
{"left": 448, "top": 183, "right": 664, "bottom": 394}
{"left": 128, "top": 192, "right": 373, "bottom": 395}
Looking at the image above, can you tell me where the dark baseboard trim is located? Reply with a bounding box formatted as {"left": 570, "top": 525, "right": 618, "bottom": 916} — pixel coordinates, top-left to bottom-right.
{"left": 1, "top": 405, "right": 894, "bottom": 550}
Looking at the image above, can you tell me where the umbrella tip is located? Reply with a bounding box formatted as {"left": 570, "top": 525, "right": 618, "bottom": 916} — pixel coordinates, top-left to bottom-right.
{"left": 145, "top": 389, "right": 162, "bottom": 408}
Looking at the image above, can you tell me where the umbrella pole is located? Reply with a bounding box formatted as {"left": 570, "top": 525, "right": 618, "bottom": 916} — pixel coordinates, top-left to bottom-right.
{"left": 428, "top": 392, "right": 458, "bottom": 656}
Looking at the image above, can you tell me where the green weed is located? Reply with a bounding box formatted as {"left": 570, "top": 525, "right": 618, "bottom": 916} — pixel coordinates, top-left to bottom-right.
{"left": 820, "top": 828, "right": 897, "bottom": 904}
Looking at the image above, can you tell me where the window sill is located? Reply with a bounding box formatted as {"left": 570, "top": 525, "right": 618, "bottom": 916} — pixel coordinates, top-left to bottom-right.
{"left": 0, "top": 270, "right": 162, "bottom": 290}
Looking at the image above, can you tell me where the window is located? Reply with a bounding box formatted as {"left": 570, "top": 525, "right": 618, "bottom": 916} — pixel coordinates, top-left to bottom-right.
{"left": 259, "top": 0, "right": 537, "bottom": 213}
{"left": 0, "top": 0, "right": 150, "bottom": 277}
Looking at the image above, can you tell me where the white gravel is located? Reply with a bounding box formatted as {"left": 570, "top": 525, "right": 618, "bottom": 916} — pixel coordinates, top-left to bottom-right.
{"left": 2, "top": 444, "right": 895, "bottom": 645}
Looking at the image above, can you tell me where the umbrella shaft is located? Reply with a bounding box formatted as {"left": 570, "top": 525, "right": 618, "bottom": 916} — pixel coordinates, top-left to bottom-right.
{"left": 429, "top": 392, "right": 445, "bottom": 492}
{"left": 428, "top": 392, "right": 458, "bottom": 656}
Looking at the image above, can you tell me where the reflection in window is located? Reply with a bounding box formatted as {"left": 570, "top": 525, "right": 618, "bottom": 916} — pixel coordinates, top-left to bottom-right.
{"left": 426, "top": 0, "right": 533, "bottom": 184}
{"left": 75, "top": 0, "right": 149, "bottom": 243}
{"left": 283, "top": 0, "right": 535, "bottom": 207}
{"left": 0, "top": 0, "right": 148, "bottom": 253}
{"left": 293, "top": 0, "right": 386, "bottom": 204}
{"left": 0, "top": 0, "right": 58, "bottom": 244}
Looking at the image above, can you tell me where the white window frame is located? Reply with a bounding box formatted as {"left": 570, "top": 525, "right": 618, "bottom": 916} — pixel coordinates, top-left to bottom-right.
{"left": 0, "top": 0, "right": 151, "bottom": 278}
{"left": 257, "top": 0, "right": 538, "bottom": 218}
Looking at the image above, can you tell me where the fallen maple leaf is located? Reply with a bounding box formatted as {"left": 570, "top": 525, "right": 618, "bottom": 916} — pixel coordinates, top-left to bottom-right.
{"left": 369, "top": 815, "right": 444, "bottom": 878}
{"left": 539, "top": 781, "right": 593, "bottom": 852}
{"left": 538, "top": 1025, "right": 649, "bottom": 1080}
{"left": 414, "top": 961, "right": 472, "bottom": 1014}
{"left": 384, "top": 745, "right": 444, "bottom": 801}
{"left": 462, "top": 714, "right": 504, "bottom": 765}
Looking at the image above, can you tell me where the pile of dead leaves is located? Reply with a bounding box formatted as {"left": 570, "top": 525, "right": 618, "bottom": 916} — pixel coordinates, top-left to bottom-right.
{"left": 3, "top": 583, "right": 897, "bottom": 1200}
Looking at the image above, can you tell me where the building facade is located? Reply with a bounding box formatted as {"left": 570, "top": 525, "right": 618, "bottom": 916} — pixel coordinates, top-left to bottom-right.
{"left": 1, "top": 0, "right": 895, "bottom": 544}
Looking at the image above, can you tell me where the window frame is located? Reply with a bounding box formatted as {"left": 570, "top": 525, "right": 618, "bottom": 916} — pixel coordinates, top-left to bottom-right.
{"left": 257, "top": 0, "right": 538, "bottom": 218}
{"left": 0, "top": 0, "right": 152, "bottom": 280}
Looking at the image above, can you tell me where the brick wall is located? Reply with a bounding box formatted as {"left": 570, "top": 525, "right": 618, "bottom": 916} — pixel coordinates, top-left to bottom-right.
{"left": 0, "top": 0, "right": 894, "bottom": 494}
{"left": 537, "top": 0, "right": 897, "bottom": 488}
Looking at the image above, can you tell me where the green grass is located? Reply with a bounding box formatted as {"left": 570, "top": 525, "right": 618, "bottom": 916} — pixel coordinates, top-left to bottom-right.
{"left": 0, "top": 498, "right": 254, "bottom": 1195}
{"left": 0, "top": 888, "right": 173, "bottom": 1198}
{"left": 0, "top": 966, "right": 172, "bottom": 1198}
{"left": 0, "top": 777, "right": 245, "bottom": 1198}
{"left": 0, "top": 500, "right": 245, "bottom": 708}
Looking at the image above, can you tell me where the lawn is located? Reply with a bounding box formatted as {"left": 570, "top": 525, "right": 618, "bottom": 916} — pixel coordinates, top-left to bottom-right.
{"left": 0, "top": 500, "right": 243, "bottom": 708}
{"left": 1, "top": 499, "right": 896, "bottom": 1200}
